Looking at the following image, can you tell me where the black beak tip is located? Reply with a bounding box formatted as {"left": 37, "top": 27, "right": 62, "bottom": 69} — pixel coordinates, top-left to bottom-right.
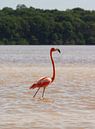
{"left": 58, "top": 49, "right": 61, "bottom": 53}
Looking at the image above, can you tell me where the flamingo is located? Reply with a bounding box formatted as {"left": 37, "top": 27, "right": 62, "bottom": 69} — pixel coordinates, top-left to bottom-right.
{"left": 29, "top": 48, "right": 61, "bottom": 98}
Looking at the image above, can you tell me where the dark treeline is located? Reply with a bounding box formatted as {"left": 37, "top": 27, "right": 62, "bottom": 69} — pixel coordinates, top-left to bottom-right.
{"left": 0, "top": 5, "right": 95, "bottom": 45}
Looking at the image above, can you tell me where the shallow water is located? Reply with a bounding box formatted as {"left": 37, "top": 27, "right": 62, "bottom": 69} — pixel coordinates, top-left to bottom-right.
{"left": 0, "top": 46, "right": 95, "bottom": 129}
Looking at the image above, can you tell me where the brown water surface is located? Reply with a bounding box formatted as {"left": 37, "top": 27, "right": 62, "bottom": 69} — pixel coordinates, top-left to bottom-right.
{"left": 0, "top": 46, "right": 95, "bottom": 129}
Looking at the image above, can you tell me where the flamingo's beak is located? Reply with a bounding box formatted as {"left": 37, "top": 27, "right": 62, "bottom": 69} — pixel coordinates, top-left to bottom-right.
{"left": 57, "top": 49, "right": 61, "bottom": 53}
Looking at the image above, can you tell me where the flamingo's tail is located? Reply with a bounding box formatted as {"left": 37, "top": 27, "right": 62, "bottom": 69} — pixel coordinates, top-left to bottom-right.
{"left": 29, "top": 84, "right": 37, "bottom": 89}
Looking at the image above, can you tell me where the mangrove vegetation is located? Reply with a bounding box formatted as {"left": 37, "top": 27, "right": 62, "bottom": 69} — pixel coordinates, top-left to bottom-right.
{"left": 0, "top": 5, "right": 95, "bottom": 45}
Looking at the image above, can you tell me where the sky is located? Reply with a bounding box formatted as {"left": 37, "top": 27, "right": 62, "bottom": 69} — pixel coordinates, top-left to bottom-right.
{"left": 0, "top": 0, "right": 95, "bottom": 10}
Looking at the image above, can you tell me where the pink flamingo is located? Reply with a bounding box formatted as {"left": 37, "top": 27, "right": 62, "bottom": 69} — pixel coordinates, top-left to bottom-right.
{"left": 29, "top": 48, "right": 61, "bottom": 98}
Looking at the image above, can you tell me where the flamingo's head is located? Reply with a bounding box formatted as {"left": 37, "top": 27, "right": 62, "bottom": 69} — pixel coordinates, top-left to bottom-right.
{"left": 51, "top": 48, "right": 61, "bottom": 53}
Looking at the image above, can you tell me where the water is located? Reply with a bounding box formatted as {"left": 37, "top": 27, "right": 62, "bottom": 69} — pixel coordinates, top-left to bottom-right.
{"left": 0, "top": 45, "right": 95, "bottom": 129}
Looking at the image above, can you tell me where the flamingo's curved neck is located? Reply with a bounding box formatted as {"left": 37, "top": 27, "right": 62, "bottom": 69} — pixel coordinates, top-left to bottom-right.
{"left": 50, "top": 50, "right": 55, "bottom": 82}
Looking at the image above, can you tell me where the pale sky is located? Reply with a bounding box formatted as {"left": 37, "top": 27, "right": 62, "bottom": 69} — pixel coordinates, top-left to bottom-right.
{"left": 0, "top": 0, "right": 95, "bottom": 10}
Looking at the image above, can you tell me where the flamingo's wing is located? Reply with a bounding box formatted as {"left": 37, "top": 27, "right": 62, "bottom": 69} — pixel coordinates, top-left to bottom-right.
{"left": 30, "top": 77, "right": 52, "bottom": 89}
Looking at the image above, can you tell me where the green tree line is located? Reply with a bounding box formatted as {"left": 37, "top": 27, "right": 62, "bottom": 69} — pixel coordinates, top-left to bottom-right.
{"left": 0, "top": 5, "right": 95, "bottom": 45}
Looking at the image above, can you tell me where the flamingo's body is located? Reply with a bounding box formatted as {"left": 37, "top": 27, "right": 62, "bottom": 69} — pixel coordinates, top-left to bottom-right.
{"left": 29, "top": 48, "right": 60, "bottom": 98}
{"left": 31, "top": 77, "right": 52, "bottom": 89}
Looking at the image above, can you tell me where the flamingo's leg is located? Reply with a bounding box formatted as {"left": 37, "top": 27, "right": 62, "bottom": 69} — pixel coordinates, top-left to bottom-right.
{"left": 33, "top": 87, "right": 40, "bottom": 98}
{"left": 42, "top": 87, "right": 46, "bottom": 98}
